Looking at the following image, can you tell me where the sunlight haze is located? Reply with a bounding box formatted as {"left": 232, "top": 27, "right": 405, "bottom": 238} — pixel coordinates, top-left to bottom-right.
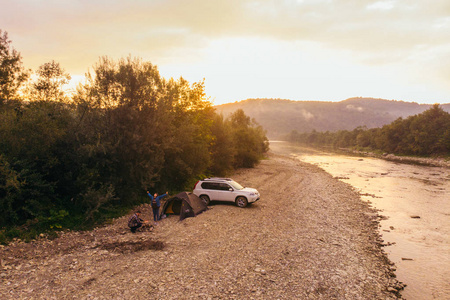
{"left": 2, "top": 0, "right": 449, "bottom": 105}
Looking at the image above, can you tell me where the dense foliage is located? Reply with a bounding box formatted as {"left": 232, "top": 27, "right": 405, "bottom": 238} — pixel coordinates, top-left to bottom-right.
{"left": 0, "top": 31, "right": 268, "bottom": 241}
{"left": 0, "top": 30, "right": 29, "bottom": 102}
{"left": 285, "top": 104, "right": 450, "bottom": 157}
{"left": 215, "top": 98, "right": 446, "bottom": 139}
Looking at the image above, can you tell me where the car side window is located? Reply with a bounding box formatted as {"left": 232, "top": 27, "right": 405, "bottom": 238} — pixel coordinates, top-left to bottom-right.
{"left": 218, "top": 183, "right": 232, "bottom": 191}
{"left": 201, "top": 182, "right": 221, "bottom": 190}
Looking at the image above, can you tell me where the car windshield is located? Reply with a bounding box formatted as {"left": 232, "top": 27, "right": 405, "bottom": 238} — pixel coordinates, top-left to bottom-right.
{"left": 228, "top": 180, "right": 244, "bottom": 190}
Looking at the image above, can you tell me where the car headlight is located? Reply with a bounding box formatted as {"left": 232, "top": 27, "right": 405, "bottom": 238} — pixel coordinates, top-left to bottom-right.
{"left": 249, "top": 193, "right": 255, "bottom": 196}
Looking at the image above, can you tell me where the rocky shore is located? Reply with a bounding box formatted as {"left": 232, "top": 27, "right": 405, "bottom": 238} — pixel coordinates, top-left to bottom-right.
{"left": 380, "top": 153, "right": 450, "bottom": 168}
{"left": 0, "top": 153, "right": 404, "bottom": 299}
{"left": 341, "top": 148, "right": 450, "bottom": 168}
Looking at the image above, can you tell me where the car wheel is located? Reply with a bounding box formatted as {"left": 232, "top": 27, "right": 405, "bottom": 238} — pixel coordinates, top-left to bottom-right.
{"left": 235, "top": 196, "right": 248, "bottom": 208}
{"left": 200, "top": 195, "right": 210, "bottom": 206}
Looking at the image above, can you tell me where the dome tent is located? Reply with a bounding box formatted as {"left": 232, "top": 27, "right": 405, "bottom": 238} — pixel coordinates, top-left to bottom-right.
{"left": 160, "top": 192, "right": 208, "bottom": 221}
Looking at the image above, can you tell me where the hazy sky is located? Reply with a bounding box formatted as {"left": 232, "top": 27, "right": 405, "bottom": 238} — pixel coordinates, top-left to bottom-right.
{"left": 2, "top": 0, "right": 450, "bottom": 105}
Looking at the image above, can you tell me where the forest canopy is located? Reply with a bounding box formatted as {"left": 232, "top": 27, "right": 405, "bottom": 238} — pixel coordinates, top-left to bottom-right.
{"left": 285, "top": 104, "right": 450, "bottom": 157}
{"left": 0, "top": 30, "right": 269, "bottom": 240}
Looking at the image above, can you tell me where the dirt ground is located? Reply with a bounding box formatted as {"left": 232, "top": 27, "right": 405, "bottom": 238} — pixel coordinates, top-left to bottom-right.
{"left": 0, "top": 153, "right": 404, "bottom": 299}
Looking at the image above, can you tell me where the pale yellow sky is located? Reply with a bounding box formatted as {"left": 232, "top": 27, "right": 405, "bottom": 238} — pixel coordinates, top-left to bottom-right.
{"left": 2, "top": 0, "right": 450, "bottom": 105}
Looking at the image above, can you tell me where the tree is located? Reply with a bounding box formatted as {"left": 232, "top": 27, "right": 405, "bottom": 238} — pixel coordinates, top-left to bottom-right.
{"left": 31, "top": 60, "right": 71, "bottom": 102}
{"left": 159, "top": 77, "right": 215, "bottom": 190}
{"left": 0, "top": 30, "right": 29, "bottom": 102}
{"left": 228, "top": 109, "right": 269, "bottom": 168}
{"left": 74, "top": 56, "right": 215, "bottom": 197}
{"left": 73, "top": 56, "right": 166, "bottom": 202}
{"left": 209, "top": 114, "right": 234, "bottom": 176}
{"left": 406, "top": 104, "right": 449, "bottom": 155}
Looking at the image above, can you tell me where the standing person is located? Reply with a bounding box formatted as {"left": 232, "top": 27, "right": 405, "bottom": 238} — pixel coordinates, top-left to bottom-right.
{"left": 127, "top": 210, "right": 148, "bottom": 233}
{"left": 147, "top": 191, "right": 168, "bottom": 222}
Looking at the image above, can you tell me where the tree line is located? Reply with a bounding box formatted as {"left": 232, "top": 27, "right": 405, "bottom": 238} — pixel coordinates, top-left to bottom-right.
{"left": 0, "top": 30, "right": 269, "bottom": 241}
{"left": 285, "top": 104, "right": 450, "bottom": 157}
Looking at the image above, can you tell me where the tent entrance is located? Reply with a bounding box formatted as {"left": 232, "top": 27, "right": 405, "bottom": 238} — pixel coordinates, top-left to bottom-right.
{"left": 165, "top": 199, "right": 182, "bottom": 215}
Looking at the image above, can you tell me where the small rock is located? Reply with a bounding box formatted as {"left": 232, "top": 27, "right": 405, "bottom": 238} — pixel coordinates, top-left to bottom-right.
{"left": 410, "top": 215, "right": 421, "bottom": 219}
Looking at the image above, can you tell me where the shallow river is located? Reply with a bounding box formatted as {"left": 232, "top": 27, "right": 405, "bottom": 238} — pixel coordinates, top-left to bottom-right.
{"left": 270, "top": 141, "right": 450, "bottom": 300}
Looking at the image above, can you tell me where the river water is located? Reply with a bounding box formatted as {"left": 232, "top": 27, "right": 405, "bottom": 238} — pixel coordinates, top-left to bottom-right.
{"left": 270, "top": 141, "right": 450, "bottom": 300}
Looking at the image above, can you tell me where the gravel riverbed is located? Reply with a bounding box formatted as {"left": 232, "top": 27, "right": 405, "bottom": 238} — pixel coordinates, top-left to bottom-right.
{"left": 0, "top": 153, "right": 404, "bottom": 299}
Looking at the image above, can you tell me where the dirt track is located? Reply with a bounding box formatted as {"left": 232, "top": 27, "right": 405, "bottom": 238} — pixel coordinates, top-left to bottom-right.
{"left": 0, "top": 153, "right": 404, "bottom": 299}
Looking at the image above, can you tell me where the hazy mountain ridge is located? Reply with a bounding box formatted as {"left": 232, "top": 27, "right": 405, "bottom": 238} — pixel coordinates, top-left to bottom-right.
{"left": 215, "top": 98, "right": 450, "bottom": 138}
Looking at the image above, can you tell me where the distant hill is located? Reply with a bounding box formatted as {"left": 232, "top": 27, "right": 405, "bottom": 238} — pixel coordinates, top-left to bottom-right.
{"left": 215, "top": 98, "right": 450, "bottom": 139}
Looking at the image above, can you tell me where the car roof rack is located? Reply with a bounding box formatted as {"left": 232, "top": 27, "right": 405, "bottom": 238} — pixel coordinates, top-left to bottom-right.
{"left": 203, "top": 177, "right": 233, "bottom": 181}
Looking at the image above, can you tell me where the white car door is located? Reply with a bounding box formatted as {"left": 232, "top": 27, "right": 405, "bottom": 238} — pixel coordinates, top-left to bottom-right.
{"left": 215, "top": 183, "right": 234, "bottom": 202}
{"left": 200, "top": 182, "right": 220, "bottom": 200}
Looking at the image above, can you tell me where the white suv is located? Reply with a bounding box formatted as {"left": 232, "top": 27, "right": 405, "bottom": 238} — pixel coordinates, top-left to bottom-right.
{"left": 193, "top": 178, "right": 260, "bottom": 207}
